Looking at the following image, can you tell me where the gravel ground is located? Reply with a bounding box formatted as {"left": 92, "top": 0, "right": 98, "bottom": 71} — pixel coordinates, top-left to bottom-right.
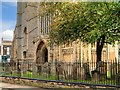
{"left": 0, "top": 82, "right": 51, "bottom": 90}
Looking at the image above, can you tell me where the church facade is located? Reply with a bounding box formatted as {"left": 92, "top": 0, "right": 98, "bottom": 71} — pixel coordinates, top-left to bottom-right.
{"left": 12, "top": 2, "right": 119, "bottom": 64}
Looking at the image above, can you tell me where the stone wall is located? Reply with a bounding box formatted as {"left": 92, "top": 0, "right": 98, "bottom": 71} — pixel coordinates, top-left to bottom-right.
{"left": 12, "top": 2, "right": 117, "bottom": 64}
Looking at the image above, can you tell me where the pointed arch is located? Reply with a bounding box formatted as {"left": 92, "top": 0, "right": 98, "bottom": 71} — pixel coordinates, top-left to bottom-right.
{"left": 36, "top": 41, "right": 48, "bottom": 64}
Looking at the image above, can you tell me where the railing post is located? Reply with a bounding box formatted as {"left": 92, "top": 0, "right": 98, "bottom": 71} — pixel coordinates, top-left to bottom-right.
{"left": 57, "top": 64, "right": 60, "bottom": 80}
{"left": 17, "top": 60, "right": 21, "bottom": 79}
{"left": 116, "top": 62, "right": 120, "bottom": 86}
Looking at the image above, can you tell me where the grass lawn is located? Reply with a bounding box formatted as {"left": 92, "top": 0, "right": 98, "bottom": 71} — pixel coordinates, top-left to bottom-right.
{"left": 1, "top": 71, "right": 116, "bottom": 85}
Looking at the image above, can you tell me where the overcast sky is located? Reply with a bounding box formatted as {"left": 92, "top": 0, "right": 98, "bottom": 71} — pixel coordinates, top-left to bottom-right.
{"left": 0, "top": 2, "right": 17, "bottom": 45}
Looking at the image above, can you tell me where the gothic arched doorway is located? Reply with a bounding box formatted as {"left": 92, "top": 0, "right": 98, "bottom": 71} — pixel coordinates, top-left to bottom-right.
{"left": 36, "top": 41, "right": 48, "bottom": 64}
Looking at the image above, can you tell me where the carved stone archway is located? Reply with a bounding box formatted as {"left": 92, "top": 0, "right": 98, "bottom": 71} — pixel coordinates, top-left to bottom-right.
{"left": 36, "top": 41, "right": 48, "bottom": 64}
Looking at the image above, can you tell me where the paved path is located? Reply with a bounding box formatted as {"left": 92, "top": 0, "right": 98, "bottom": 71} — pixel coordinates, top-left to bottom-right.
{"left": 0, "top": 82, "right": 50, "bottom": 90}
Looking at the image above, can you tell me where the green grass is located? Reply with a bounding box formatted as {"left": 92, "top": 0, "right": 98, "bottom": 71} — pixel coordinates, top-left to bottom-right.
{"left": 70, "top": 79, "right": 116, "bottom": 85}
{"left": 1, "top": 72, "right": 116, "bottom": 85}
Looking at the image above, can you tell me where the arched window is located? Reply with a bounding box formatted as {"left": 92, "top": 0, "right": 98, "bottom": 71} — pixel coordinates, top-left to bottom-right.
{"left": 24, "top": 27, "right": 27, "bottom": 34}
{"left": 23, "top": 51, "right": 26, "bottom": 58}
{"left": 24, "top": 27, "right": 27, "bottom": 45}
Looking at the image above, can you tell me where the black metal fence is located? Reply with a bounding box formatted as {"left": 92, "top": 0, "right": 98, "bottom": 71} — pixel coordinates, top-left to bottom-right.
{"left": 1, "top": 60, "right": 120, "bottom": 86}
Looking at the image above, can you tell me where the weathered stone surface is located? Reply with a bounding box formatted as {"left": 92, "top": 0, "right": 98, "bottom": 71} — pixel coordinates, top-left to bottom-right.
{"left": 111, "top": 63, "right": 118, "bottom": 79}
{"left": 83, "top": 63, "right": 91, "bottom": 80}
{"left": 96, "top": 61, "right": 107, "bottom": 80}
{"left": 72, "top": 63, "right": 85, "bottom": 80}
{"left": 41, "top": 62, "right": 51, "bottom": 77}
{"left": 116, "top": 72, "right": 120, "bottom": 86}
{"left": 92, "top": 72, "right": 99, "bottom": 81}
{"left": 32, "top": 63, "right": 37, "bottom": 76}
{"left": 77, "top": 67, "right": 85, "bottom": 80}
{"left": 63, "top": 63, "right": 73, "bottom": 80}
{"left": 12, "top": 2, "right": 117, "bottom": 68}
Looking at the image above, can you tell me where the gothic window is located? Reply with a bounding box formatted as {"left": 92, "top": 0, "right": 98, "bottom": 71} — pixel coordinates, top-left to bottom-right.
{"left": 40, "top": 17, "right": 43, "bottom": 33}
{"left": 40, "top": 14, "right": 51, "bottom": 34}
{"left": 45, "top": 16, "right": 47, "bottom": 33}
{"left": 46, "top": 15, "right": 49, "bottom": 33}
{"left": 23, "top": 51, "right": 26, "bottom": 58}
{"left": 24, "top": 27, "right": 27, "bottom": 34}
{"left": 43, "top": 16, "right": 45, "bottom": 34}
{"left": 24, "top": 27, "right": 27, "bottom": 45}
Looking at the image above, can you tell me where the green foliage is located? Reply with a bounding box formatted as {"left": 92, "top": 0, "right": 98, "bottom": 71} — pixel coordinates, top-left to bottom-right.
{"left": 40, "top": 2, "right": 120, "bottom": 61}
{"left": 40, "top": 2, "right": 120, "bottom": 45}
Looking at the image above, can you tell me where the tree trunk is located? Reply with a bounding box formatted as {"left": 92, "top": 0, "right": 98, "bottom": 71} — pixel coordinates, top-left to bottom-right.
{"left": 96, "top": 35, "right": 105, "bottom": 62}
{"left": 96, "top": 43, "right": 102, "bottom": 62}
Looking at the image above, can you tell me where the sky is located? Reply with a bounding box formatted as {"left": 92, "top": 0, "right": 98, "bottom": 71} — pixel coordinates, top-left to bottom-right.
{"left": 0, "top": 2, "right": 17, "bottom": 45}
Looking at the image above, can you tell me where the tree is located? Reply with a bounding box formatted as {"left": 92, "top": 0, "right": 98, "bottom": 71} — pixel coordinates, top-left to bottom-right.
{"left": 40, "top": 2, "right": 120, "bottom": 62}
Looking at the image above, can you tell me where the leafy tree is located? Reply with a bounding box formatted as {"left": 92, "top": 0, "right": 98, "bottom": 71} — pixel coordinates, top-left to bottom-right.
{"left": 40, "top": 2, "right": 120, "bottom": 62}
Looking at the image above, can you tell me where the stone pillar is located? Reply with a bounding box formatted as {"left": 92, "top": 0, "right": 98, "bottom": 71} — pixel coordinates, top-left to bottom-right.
{"left": 53, "top": 46, "right": 56, "bottom": 62}
{"left": 80, "top": 42, "right": 83, "bottom": 66}
{"left": 107, "top": 44, "right": 110, "bottom": 60}
{"left": 88, "top": 44, "right": 91, "bottom": 62}
{"left": 49, "top": 46, "right": 53, "bottom": 62}
{"left": 56, "top": 46, "right": 59, "bottom": 61}
{"left": 73, "top": 41, "right": 77, "bottom": 62}
{"left": 88, "top": 44, "right": 93, "bottom": 72}
{"left": 48, "top": 46, "right": 51, "bottom": 62}
{"left": 1, "top": 43, "right": 3, "bottom": 56}
{"left": 50, "top": 46, "right": 57, "bottom": 75}
{"left": 115, "top": 41, "right": 119, "bottom": 62}
{"left": 118, "top": 44, "right": 120, "bottom": 62}
{"left": 77, "top": 40, "right": 80, "bottom": 62}
{"left": 59, "top": 45, "right": 63, "bottom": 61}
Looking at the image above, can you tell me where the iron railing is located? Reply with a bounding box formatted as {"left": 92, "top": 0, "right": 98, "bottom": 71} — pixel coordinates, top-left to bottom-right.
{"left": 1, "top": 60, "right": 120, "bottom": 87}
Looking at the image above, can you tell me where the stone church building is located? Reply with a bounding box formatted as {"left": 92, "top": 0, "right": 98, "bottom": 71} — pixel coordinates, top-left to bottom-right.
{"left": 12, "top": 2, "right": 119, "bottom": 64}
